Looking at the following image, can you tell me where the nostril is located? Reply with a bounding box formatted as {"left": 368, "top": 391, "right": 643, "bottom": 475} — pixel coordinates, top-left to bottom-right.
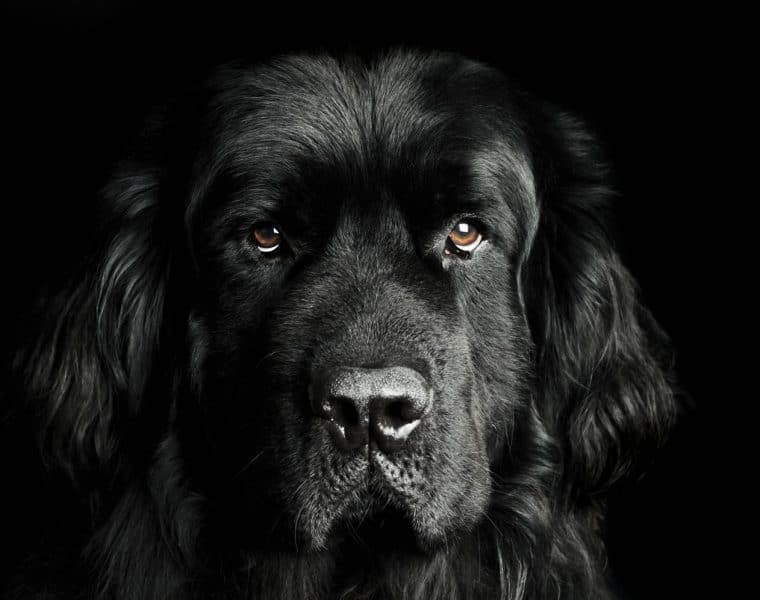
{"left": 382, "top": 398, "right": 424, "bottom": 428}
{"left": 320, "top": 396, "right": 369, "bottom": 452}
{"left": 385, "top": 399, "right": 405, "bottom": 424}
{"left": 331, "top": 397, "right": 360, "bottom": 427}
{"left": 371, "top": 394, "right": 430, "bottom": 453}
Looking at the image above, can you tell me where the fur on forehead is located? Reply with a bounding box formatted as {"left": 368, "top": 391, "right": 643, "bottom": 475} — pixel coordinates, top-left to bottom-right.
{"left": 197, "top": 51, "right": 529, "bottom": 183}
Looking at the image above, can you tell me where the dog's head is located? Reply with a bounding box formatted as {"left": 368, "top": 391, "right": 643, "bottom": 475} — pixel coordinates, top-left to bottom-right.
{"left": 19, "top": 51, "right": 677, "bottom": 553}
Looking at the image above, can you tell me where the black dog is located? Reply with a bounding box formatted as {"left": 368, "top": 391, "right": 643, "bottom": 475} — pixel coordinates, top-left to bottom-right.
{"left": 5, "top": 50, "right": 678, "bottom": 599}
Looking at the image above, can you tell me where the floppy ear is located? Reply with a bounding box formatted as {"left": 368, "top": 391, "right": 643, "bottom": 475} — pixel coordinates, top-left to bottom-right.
{"left": 15, "top": 161, "right": 172, "bottom": 486}
{"left": 522, "top": 109, "right": 679, "bottom": 497}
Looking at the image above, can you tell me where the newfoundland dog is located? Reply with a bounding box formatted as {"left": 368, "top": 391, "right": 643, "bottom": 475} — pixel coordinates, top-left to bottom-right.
{"left": 4, "top": 49, "right": 678, "bottom": 599}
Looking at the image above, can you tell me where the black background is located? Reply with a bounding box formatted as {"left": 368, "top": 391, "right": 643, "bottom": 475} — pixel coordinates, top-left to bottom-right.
{"left": 1, "top": 3, "right": 738, "bottom": 598}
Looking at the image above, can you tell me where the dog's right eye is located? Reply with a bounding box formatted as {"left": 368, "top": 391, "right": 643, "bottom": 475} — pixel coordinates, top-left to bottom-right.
{"left": 249, "top": 222, "right": 283, "bottom": 254}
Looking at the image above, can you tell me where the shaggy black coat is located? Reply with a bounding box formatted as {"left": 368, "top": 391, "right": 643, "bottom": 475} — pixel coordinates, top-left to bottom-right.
{"left": 3, "top": 49, "right": 678, "bottom": 599}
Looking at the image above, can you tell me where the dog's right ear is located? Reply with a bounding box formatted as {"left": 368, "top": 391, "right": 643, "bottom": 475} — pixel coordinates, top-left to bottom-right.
{"left": 519, "top": 109, "right": 680, "bottom": 497}
{"left": 14, "top": 157, "right": 173, "bottom": 486}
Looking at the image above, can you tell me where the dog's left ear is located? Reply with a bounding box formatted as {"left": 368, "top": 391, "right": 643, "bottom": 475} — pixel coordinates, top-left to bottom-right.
{"left": 521, "top": 108, "right": 679, "bottom": 497}
{"left": 13, "top": 156, "right": 176, "bottom": 487}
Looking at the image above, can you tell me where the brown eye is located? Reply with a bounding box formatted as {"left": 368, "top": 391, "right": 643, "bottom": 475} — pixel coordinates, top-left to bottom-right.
{"left": 445, "top": 221, "right": 483, "bottom": 256}
{"left": 250, "top": 222, "right": 282, "bottom": 253}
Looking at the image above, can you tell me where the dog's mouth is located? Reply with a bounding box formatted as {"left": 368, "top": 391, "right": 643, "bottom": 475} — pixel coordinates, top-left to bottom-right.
{"left": 292, "top": 445, "right": 442, "bottom": 551}
{"left": 328, "top": 478, "right": 431, "bottom": 555}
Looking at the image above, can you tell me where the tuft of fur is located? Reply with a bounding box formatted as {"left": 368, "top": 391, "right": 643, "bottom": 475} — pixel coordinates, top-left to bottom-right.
{"left": 13, "top": 164, "right": 170, "bottom": 488}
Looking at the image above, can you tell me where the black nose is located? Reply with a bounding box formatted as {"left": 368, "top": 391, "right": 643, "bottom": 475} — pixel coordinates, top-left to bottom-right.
{"left": 310, "top": 366, "right": 432, "bottom": 453}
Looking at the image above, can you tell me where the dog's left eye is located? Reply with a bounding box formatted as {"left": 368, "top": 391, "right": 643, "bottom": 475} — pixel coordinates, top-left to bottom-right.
{"left": 444, "top": 221, "right": 483, "bottom": 258}
{"left": 249, "top": 222, "right": 283, "bottom": 254}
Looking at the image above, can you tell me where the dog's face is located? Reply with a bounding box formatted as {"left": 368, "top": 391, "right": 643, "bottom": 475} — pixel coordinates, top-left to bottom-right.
{"left": 19, "top": 51, "right": 677, "bottom": 593}
{"left": 189, "top": 54, "right": 535, "bottom": 549}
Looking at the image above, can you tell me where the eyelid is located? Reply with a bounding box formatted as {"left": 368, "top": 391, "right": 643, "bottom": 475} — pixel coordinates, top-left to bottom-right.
{"left": 256, "top": 242, "right": 280, "bottom": 253}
